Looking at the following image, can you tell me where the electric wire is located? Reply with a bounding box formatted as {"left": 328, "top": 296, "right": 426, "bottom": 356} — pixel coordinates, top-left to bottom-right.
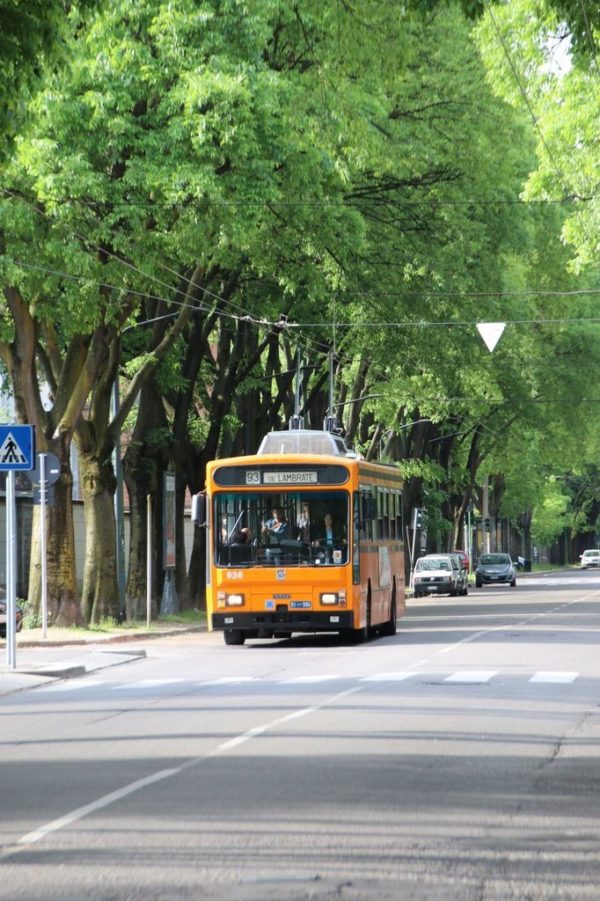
{"left": 0, "top": 188, "right": 273, "bottom": 328}
{"left": 6, "top": 257, "right": 599, "bottom": 308}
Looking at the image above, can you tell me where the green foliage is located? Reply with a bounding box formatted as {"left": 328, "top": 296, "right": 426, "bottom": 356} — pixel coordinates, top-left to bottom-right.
{"left": 19, "top": 598, "right": 47, "bottom": 629}
{"left": 145, "top": 428, "right": 172, "bottom": 451}
{"left": 0, "top": 0, "right": 101, "bottom": 147}
{"left": 474, "top": 0, "right": 599, "bottom": 275}
{"left": 531, "top": 478, "right": 572, "bottom": 546}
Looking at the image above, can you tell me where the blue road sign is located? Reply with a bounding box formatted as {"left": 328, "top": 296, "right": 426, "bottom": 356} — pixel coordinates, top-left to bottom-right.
{"left": 0, "top": 424, "right": 35, "bottom": 470}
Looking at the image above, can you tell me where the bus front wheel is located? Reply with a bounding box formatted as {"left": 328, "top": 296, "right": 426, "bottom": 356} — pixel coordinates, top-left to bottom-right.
{"left": 224, "top": 629, "right": 245, "bottom": 646}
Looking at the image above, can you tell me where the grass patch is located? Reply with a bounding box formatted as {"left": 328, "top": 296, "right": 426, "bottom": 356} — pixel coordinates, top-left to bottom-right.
{"left": 21, "top": 608, "right": 206, "bottom": 633}
{"left": 161, "top": 609, "right": 205, "bottom": 625}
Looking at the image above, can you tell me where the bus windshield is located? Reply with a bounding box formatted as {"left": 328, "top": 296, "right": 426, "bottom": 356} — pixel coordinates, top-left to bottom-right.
{"left": 214, "top": 490, "right": 349, "bottom": 567}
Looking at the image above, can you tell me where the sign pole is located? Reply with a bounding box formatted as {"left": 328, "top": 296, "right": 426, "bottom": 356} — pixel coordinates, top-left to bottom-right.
{"left": 5, "top": 471, "right": 9, "bottom": 667}
{"left": 6, "top": 471, "right": 16, "bottom": 669}
{"left": 410, "top": 508, "right": 418, "bottom": 588}
{"left": 0, "top": 424, "right": 35, "bottom": 668}
{"left": 146, "top": 494, "right": 152, "bottom": 629}
{"left": 40, "top": 454, "right": 48, "bottom": 639}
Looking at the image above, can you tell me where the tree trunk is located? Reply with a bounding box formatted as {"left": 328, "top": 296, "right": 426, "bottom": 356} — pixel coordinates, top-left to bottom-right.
{"left": 124, "top": 459, "right": 163, "bottom": 621}
{"left": 28, "top": 463, "right": 83, "bottom": 626}
{"left": 122, "top": 378, "right": 169, "bottom": 619}
{"left": 78, "top": 452, "right": 119, "bottom": 623}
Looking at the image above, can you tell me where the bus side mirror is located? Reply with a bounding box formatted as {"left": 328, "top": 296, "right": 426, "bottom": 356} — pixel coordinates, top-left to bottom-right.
{"left": 191, "top": 493, "right": 206, "bottom": 527}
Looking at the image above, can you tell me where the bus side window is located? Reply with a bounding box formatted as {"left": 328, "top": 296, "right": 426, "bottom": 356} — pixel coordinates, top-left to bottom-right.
{"left": 382, "top": 489, "right": 390, "bottom": 539}
{"left": 353, "top": 492, "right": 361, "bottom": 584}
{"left": 361, "top": 491, "right": 374, "bottom": 540}
{"left": 396, "top": 490, "right": 403, "bottom": 539}
{"left": 375, "top": 488, "right": 383, "bottom": 540}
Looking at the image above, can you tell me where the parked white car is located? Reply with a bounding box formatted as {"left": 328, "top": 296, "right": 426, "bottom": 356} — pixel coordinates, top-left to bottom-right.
{"left": 580, "top": 549, "right": 600, "bottom": 569}
{"left": 412, "top": 554, "right": 467, "bottom": 598}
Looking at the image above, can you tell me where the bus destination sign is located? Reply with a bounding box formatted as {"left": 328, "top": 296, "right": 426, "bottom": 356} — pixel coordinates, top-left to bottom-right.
{"left": 261, "top": 471, "right": 317, "bottom": 485}
{"left": 213, "top": 463, "right": 349, "bottom": 487}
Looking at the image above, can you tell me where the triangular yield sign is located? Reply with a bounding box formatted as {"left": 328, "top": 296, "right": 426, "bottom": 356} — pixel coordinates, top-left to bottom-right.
{"left": 477, "top": 322, "right": 506, "bottom": 352}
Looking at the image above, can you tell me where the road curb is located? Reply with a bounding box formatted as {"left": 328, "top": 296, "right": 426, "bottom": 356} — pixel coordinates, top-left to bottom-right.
{"left": 19, "top": 664, "right": 87, "bottom": 679}
{"left": 0, "top": 647, "right": 149, "bottom": 697}
{"left": 11, "top": 625, "right": 204, "bottom": 649}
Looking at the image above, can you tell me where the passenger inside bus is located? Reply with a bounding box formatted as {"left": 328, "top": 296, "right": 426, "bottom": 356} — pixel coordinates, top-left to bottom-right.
{"left": 313, "top": 512, "right": 347, "bottom": 563}
{"left": 261, "top": 507, "right": 290, "bottom": 540}
{"left": 261, "top": 506, "right": 291, "bottom": 563}
{"left": 221, "top": 517, "right": 252, "bottom": 545}
{"left": 219, "top": 514, "right": 253, "bottom": 564}
{"left": 296, "top": 502, "right": 312, "bottom": 543}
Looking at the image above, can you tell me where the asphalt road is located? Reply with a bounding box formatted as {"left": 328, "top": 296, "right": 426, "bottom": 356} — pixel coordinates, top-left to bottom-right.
{"left": 1, "top": 569, "right": 600, "bottom": 900}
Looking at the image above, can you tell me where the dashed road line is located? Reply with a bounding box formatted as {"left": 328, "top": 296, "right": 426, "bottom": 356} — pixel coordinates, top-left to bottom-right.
{"left": 280, "top": 675, "right": 342, "bottom": 684}
{"left": 30, "top": 670, "right": 582, "bottom": 693}
{"left": 444, "top": 670, "right": 497, "bottom": 684}
{"left": 360, "top": 672, "right": 414, "bottom": 682}
{"left": 529, "top": 671, "right": 578, "bottom": 684}
{"left": 110, "top": 678, "right": 185, "bottom": 689}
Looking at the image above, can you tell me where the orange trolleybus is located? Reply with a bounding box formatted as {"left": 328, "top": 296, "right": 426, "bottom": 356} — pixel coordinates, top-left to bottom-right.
{"left": 193, "top": 429, "right": 405, "bottom": 645}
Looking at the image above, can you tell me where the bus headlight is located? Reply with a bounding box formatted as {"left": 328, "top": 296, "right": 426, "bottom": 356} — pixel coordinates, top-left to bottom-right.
{"left": 320, "top": 590, "right": 346, "bottom": 606}
{"left": 217, "top": 592, "right": 245, "bottom": 608}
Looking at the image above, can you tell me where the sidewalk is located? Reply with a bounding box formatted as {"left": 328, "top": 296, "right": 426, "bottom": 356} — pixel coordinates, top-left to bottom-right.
{"left": 0, "top": 623, "right": 204, "bottom": 697}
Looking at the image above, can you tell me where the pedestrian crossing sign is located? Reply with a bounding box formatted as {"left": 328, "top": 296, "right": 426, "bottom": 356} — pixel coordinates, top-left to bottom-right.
{"left": 0, "top": 424, "right": 35, "bottom": 470}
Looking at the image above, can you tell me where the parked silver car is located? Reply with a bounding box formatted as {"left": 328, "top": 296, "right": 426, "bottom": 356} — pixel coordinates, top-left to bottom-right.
{"left": 413, "top": 554, "right": 467, "bottom": 598}
{"left": 475, "top": 553, "right": 517, "bottom": 588}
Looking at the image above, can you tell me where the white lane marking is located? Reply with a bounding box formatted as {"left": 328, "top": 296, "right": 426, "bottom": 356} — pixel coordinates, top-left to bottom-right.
{"left": 110, "top": 679, "right": 185, "bottom": 689}
{"left": 439, "top": 626, "right": 506, "bottom": 652}
{"left": 40, "top": 680, "right": 106, "bottom": 691}
{"left": 200, "top": 676, "right": 255, "bottom": 685}
{"left": 24, "top": 670, "right": 584, "bottom": 695}
{"left": 437, "top": 590, "right": 600, "bottom": 655}
{"left": 444, "top": 671, "right": 497, "bottom": 683}
{"left": 17, "top": 768, "right": 180, "bottom": 847}
{"left": 214, "top": 687, "right": 361, "bottom": 752}
{"left": 529, "top": 672, "right": 578, "bottom": 683}
{"left": 279, "top": 675, "right": 341, "bottom": 684}
{"left": 6, "top": 685, "right": 361, "bottom": 856}
{"left": 360, "top": 672, "right": 415, "bottom": 682}
{"left": 45, "top": 677, "right": 212, "bottom": 694}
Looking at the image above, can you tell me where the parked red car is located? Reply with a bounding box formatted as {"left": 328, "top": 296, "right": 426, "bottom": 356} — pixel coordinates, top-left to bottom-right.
{"left": 452, "top": 550, "right": 470, "bottom": 573}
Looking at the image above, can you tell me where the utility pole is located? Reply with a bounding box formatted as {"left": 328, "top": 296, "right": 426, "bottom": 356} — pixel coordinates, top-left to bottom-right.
{"left": 482, "top": 476, "right": 490, "bottom": 554}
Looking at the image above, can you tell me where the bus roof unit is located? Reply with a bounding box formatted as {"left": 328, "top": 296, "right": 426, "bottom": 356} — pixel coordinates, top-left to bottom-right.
{"left": 257, "top": 429, "right": 358, "bottom": 458}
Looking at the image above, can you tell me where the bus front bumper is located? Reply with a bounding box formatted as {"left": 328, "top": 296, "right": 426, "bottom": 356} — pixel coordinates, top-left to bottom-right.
{"left": 212, "top": 610, "right": 354, "bottom": 633}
